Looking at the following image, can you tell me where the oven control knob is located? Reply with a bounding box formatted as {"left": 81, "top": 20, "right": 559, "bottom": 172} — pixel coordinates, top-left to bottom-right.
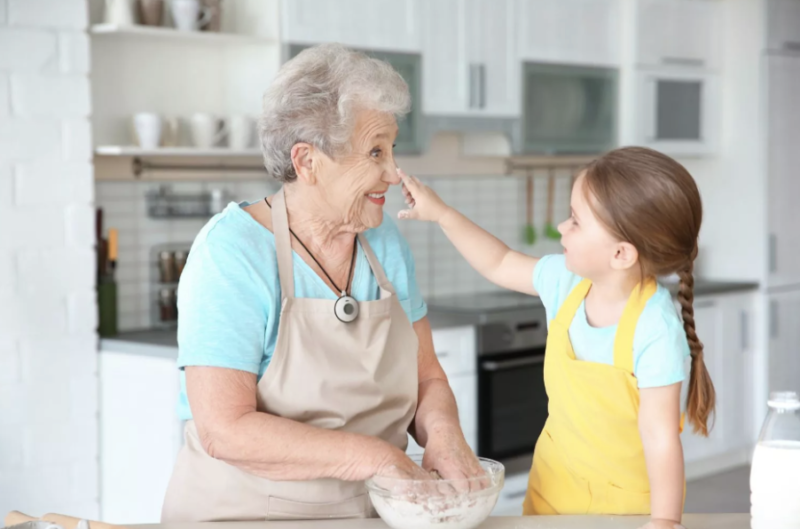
{"left": 503, "top": 330, "right": 513, "bottom": 344}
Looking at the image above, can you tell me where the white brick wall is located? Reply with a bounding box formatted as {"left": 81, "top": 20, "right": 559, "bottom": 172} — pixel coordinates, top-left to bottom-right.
{"left": 0, "top": 0, "right": 99, "bottom": 519}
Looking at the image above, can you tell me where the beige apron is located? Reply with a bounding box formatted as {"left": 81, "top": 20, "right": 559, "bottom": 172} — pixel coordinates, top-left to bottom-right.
{"left": 161, "top": 187, "right": 420, "bottom": 522}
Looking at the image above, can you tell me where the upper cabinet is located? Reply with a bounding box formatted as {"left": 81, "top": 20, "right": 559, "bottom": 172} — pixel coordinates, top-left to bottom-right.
{"left": 515, "top": 0, "right": 621, "bottom": 67}
{"left": 636, "top": 0, "right": 722, "bottom": 70}
{"left": 766, "top": 54, "right": 800, "bottom": 287}
{"left": 421, "top": 0, "right": 518, "bottom": 116}
{"left": 282, "top": 0, "right": 421, "bottom": 52}
{"left": 766, "top": 0, "right": 800, "bottom": 52}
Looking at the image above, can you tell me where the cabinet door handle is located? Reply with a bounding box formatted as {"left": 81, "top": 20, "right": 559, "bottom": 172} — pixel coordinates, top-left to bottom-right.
{"left": 740, "top": 310, "right": 749, "bottom": 351}
{"left": 469, "top": 63, "right": 481, "bottom": 109}
{"left": 770, "top": 300, "right": 779, "bottom": 339}
{"left": 769, "top": 233, "right": 778, "bottom": 273}
{"left": 483, "top": 355, "right": 544, "bottom": 371}
{"left": 436, "top": 350, "right": 449, "bottom": 358}
{"left": 479, "top": 63, "right": 486, "bottom": 109}
{"left": 784, "top": 41, "right": 800, "bottom": 51}
{"left": 661, "top": 56, "right": 705, "bottom": 67}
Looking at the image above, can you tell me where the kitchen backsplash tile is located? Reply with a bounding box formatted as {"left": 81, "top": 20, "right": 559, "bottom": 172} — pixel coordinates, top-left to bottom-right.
{"left": 96, "top": 170, "right": 573, "bottom": 331}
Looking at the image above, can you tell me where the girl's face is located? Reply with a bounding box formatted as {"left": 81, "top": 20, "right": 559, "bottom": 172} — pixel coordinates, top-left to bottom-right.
{"left": 558, "top": 173, "right": 633, "bottom": 280}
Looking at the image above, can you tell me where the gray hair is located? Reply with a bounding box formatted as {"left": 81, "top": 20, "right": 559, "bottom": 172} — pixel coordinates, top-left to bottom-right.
{"left": 258, "top": 43, "right": 411, "bottom": 183}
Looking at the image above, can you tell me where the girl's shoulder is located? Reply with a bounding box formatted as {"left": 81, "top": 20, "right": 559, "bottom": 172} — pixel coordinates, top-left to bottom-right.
{"left": 533, "top": 254, "right": 584, "bottom": 319}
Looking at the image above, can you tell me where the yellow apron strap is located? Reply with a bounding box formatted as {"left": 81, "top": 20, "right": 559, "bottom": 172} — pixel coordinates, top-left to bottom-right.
{"left": 612, "top": 278, "right": 658, "bottom": 374}
{"left": 554, "top": 279, "right": 592, "bottom": 327}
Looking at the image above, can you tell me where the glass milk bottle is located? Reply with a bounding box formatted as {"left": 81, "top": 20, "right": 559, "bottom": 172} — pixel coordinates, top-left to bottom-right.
{"left": 751, "top": 391, "right": 800, "bottom": 529}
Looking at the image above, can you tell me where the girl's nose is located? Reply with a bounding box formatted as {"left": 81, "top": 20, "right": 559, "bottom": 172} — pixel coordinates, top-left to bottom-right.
{"left": 557, "top": 219, "right": 569, "bottom": 235}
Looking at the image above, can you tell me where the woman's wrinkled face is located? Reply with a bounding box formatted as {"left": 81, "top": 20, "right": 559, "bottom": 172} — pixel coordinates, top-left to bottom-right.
{"left": 315, "top": 109, "right": 400, "bottom": 230}
{"left": 558, "top": 173, "right": 621, "bottom": 279}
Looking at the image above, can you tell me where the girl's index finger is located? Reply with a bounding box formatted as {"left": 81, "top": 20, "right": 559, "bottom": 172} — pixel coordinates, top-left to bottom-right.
{"left": 397, "top": 167, "right": 416, "bottom": 188}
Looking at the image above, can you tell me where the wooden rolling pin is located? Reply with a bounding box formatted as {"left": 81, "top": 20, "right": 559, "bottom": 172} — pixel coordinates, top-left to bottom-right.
{"left": 4, "top": 511, "right": 124, "bottom": 529}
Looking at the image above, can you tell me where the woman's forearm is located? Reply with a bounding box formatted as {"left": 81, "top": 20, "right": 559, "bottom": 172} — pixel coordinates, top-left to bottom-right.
{"left": 187, "top": 366, "right": 404, "bottom": 482}
{"left": 201, "top": 409, "right": 398, "bottom": 482}
{"left": 412, "top": 377, "right": 461, "bottom": 447}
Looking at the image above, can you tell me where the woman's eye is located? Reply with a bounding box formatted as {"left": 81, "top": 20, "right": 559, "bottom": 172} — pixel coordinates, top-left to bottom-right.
{"left": 371, "top": 148, "right": 382, "bottom": 158}
{"left": 392, "top": 143, "right": 397, "bottom": 149}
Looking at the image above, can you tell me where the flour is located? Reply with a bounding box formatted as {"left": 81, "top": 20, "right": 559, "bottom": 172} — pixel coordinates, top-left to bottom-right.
{"left": 370, "top": 489, "right": 498, "bottom": 529}
{"left": 368, "top": 464, "right": 503, "bottom": 529}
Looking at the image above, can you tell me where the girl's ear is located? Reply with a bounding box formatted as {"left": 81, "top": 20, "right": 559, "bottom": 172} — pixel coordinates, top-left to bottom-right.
{"left": 611, "top": 241, "right": 639, "bottom": 271}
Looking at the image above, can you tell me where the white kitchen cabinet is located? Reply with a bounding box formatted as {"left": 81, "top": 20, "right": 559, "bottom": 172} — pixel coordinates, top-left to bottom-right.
{"left": 680, "top": 293, "right": 757, "bottom": 466}
{"left": 680, "top": 298, "right": 725, "bottom": 463}
{"left": 766, "top": 54, "right": 800, "bottom": 288}
{"left": 408, "top": 326, "right": 478, "bottom": 455}
{"left": 636, "top": 0, "right": 722, "bottom": 70}
{"left": 768, "top": 288, "right": 800, "bottom": 396}
{"left": 515, "top": 0, "right": 621, "bottom": 67}
{"left": 766, "top": 0, "right": 800, "bottom": 52}
{"left": 281, "top": 0, "right": 421, "bottom": 52}
{"left": 420, "top": 0, "right": 518, "bottom": 116}
{"left": 100, "top": 349, "right": 183, "bottom": 524}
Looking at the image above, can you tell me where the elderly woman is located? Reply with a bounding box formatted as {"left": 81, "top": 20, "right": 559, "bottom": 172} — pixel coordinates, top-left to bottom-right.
{"left": 161, "top": 44, "right": 482, "bottom": 522}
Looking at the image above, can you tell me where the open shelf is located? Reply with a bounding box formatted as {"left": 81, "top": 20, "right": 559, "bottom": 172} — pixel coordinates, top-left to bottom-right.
{"left": 90, "top": 24, "right": 276, "bottom": 45}
{"left": 95, "top": 146, "right": 262, "bottom": 157}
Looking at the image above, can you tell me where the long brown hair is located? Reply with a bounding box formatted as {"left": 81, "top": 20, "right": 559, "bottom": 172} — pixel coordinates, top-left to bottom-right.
{"left": 582, "top": 146, "right": 715, "bottom": 436}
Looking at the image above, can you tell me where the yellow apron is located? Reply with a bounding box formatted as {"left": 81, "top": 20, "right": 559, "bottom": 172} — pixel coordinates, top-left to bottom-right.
{"left": 523, "top": 278, "right": 684, "bottom": 515}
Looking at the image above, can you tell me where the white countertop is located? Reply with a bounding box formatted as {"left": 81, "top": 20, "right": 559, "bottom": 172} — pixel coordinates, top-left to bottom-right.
{"left": 131, "top": 514, "right": 749, "bottom": 529}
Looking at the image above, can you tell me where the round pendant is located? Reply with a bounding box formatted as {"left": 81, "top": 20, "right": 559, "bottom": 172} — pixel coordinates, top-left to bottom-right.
{"left": 334, "top": 295, "right": 359, "bottom": 323}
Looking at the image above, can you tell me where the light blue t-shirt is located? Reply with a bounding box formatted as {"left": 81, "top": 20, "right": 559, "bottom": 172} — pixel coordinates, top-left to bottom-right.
{"left": 534, "top": 254, "right": 689, "bottom": 389}
{"left": 175, "top": 201, "right": 428, "bottom": 420}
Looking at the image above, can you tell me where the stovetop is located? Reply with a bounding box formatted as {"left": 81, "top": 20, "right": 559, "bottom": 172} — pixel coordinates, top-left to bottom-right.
{"left": 427, "top": 290, "right": 544, "bottom": 314}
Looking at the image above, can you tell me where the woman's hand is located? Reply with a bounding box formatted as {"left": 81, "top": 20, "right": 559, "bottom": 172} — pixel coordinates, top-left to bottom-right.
{"left": 397, "top": 168, "right": 452, "bottom": 223}
{"left": 374, "top": 446, "right": 433, "bottom": 481}
{"left": 638, "top": 519, "right": 686, "bottom": 529}
{"left": 422, "top": 427, "right": 487, "bottom": 492}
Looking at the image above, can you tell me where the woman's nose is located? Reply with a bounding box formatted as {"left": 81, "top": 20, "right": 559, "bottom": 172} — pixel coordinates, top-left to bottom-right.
{"left": 384, "top": 160, "right": 401, "bottom": 185}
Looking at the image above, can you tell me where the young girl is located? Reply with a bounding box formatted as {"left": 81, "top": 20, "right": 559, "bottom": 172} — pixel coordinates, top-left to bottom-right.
{"left": 397, "top": 147, "right": 715, "bottom": 529}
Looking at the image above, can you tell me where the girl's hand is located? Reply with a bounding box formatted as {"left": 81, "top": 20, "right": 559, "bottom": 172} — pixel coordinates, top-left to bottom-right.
{"left": 397, "top": 168, "right": 451, "bottom": 223}
{"left": 638, "top": 519, "right": 686, "bottom": 529}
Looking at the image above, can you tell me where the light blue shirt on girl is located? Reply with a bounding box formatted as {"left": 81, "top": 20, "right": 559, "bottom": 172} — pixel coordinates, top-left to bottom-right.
{"left": 534, "top": 254, "right": 690, "bottom": 388}
{"left": 175, "top": 201, "right": 428, "bottom": 420}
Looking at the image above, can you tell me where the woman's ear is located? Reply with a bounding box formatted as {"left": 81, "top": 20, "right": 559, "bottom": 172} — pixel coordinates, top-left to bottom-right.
{"left": 611, "top": 241, "right": 639, "bottom": 271}
{"left": 291, "top": 142, "right": 317, "bottom": 185}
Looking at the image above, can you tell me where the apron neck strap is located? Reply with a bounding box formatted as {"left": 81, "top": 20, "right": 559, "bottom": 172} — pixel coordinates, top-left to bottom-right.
{"left": 272, "top": 187, "right": 295, "bottom": 300}
{"left": 613, "top": 278, "right": 658, "bottom": 374}
{"left": 357, "top": 233, "right": 395, "bottom": 295}
{"left": 554, "top": 279, "right": 592, "bottom": 328}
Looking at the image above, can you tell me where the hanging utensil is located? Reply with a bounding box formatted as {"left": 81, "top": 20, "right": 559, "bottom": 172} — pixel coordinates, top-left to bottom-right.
{"left": 524, "top": 170, "right": 536, "bottom": 245}
{"left": 545, "top": 167, "right": 561, "bottom": 240}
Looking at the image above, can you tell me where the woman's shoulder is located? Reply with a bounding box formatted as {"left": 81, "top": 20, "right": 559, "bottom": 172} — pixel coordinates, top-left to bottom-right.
{"left": 186, "top": 201, "right": 279, "bottom": 278}
{"left": 193, "top": 201, "right": 276, "bottom": 253}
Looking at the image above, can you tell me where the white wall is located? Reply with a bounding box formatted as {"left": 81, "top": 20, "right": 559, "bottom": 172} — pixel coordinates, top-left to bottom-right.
{"left": 0, "top": 0, "right": 99, "bottom": 518}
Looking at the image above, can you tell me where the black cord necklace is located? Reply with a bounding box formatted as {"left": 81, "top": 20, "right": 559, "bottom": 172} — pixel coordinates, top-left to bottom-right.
{"left": 265, "top": 197, "right": 360, "bottom": 322}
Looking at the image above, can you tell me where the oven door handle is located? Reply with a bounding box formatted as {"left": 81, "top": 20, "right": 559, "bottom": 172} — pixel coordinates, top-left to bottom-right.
{"left": 482, "top": 355, "right": 545, "bottom": 371}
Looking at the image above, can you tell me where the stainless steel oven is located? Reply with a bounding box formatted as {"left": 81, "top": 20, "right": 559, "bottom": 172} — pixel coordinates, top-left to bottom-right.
{"left": 475, "top": 306, "right": 549, "bottom": 473}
